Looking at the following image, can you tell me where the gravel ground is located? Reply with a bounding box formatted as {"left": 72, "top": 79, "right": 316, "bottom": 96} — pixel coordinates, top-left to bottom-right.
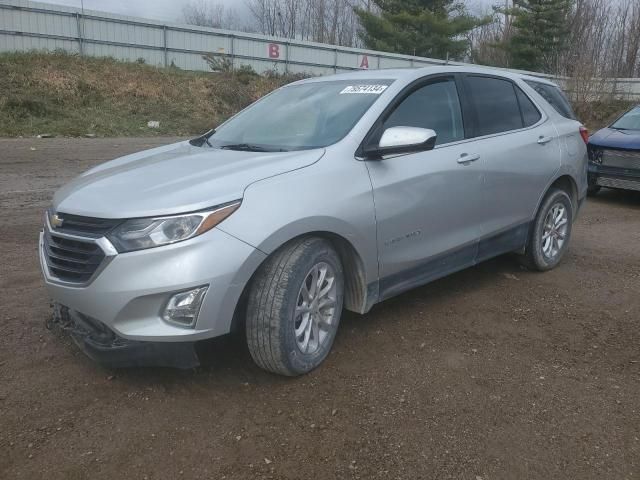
{"left": 0, "top": 137, "right": 639, "bottom": 480}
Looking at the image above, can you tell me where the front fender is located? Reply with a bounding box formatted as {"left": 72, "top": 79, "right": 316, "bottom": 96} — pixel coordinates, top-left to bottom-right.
{"left": 218, "top": 156, "right": 379, "bottom": 291}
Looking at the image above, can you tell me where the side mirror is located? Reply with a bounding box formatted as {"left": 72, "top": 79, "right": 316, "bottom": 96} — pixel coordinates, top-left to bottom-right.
{"left": 364, "top": 126, "right": 437, "bottom": 158}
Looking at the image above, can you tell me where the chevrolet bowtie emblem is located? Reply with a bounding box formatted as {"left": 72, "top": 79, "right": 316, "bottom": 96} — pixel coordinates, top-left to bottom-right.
{"left": 50, "top": 213, "right": 64, "bottom": 228}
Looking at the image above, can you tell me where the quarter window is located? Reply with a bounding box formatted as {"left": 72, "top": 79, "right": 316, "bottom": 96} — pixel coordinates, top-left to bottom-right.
{"left": 515, "top": 86, "right": 542, "bottom": 127}
{"left": 465, "top": 76, "right": 523, "bottom": 136}
{"left": 524, "top": 80, "right": 576, "bottom": 120}
{"left": 383, "top": 79, "right": 464, "bottom": 145}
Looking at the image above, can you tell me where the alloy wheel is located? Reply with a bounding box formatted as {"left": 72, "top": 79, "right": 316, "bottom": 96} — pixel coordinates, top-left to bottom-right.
{"left": 541, "top": 202, "right": 568, "bottom": 260}
{"left": 294, "top": 262, "right": 337, "bottom": 355}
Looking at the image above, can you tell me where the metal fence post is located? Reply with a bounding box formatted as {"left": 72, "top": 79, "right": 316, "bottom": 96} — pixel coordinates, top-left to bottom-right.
{"left": 285, "top": 41, "right": 289, "bottom": 74}
{"left": 377, "top": 55, "right": 381, "bottom": 69}
{"left": 75, "top": 12, "right": 83, "bottom": 55}
{"left": 334, "top": 48, "right": 338, "bottom": 73}
{"left": 230, "top": 34, "right": 235, "bottom": 71}
{"left": 163, "top": 25, "right": 168, "bottom": 67}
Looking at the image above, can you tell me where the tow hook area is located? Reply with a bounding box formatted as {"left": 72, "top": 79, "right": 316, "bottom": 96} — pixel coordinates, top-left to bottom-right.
{"left": 46, "top": 303, "right": 200, "bottom": 369}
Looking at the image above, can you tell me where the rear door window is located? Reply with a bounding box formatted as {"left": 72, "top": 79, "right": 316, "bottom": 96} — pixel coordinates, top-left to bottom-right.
{"left": 524, "top": 80, "right": 576, "bottom": 120}
{"left": 464, "top": 76, "right": 524, "bottom": 136}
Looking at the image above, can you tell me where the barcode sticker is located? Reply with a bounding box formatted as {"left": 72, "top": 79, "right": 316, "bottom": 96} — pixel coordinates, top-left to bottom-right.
{"left": 340, "top": 85, "right": 388, "bottom": 95}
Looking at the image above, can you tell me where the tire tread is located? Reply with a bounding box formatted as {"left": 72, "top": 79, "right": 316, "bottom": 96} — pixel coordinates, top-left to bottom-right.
{"left": 246, "top": 237, "right": 340, "bottom": 376}
{"left": 519, "top": 187, "right": 573, "bottom": 272}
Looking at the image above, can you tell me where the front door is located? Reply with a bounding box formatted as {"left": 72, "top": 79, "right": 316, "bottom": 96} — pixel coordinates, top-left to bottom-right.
{"left": 363, "top": 77, "right": 485, "bottom": 300}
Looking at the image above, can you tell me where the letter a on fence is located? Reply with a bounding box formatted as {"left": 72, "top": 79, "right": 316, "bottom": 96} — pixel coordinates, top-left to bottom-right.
{"left": 359, "top": 55, "right": 369, "bottom": 69}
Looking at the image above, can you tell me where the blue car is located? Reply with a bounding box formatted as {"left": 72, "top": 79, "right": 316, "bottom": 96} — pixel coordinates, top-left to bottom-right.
{"left": 588, "top": 105, "right": 640, "bottom": 195}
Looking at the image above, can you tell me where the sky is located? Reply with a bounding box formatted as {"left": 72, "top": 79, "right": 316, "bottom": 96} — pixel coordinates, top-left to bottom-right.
{"left": 39, "top": 0, "right": 248, "bottom": 22}
{"left": 39, "top": 0, "right": 499, "bottom": 23}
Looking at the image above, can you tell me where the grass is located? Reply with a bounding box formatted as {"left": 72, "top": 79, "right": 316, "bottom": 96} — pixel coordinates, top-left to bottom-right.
{"left": 0, "top": 51, "right": 634, "bottom": 137}
{"left": 0, "top": 51, "right": 303, "bottom": 137}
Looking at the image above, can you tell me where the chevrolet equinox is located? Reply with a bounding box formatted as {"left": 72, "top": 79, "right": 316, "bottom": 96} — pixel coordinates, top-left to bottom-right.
{"left": 41, "top": 66, "right": 588, "bottom": 375}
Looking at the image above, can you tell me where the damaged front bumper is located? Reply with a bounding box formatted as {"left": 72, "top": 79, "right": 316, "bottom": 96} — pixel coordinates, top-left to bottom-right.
{"left": 589, "top": 161, "right": 640, "bottom": 192}
{"left": 48, "top": 303, "right": 200, "bottom": 369}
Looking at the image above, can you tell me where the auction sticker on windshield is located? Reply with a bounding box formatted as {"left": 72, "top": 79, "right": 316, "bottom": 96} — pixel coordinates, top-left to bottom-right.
{"left": 340, "top": 85, "right": 388, "bottom": 95}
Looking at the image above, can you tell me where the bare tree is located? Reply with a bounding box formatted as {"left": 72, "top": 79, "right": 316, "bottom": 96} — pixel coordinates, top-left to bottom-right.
{"left": 611, "top": 0, "right": 640, "bottom": 78}
{"left": 245, "top": 0, "right": 362, "bottom": 47}
{"left": 470, "top": 0, "right": 640, "bottom": 104}
{"left": 468, "top": 5, "right": 511, "bottom": 67}
{"left": 183, "top": 0, "right": 243, "bottom": 30}
{"left": 552, "top": 0, "right": 640, "bottom": 118}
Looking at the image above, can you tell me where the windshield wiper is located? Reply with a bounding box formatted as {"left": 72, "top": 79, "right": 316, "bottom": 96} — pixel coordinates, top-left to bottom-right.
{"left": 220, "top": 143, "right": 286, "bottom": 152}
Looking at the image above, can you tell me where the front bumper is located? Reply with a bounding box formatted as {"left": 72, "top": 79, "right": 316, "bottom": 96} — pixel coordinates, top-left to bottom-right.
{"left": 40, "top": 225, "right": 266, "bottom": 344}
{"left": 588, "top": 163, "right": 640, "bottom": 191}
{"left": 49, "top": 304, "right": 199, "bottom": 368}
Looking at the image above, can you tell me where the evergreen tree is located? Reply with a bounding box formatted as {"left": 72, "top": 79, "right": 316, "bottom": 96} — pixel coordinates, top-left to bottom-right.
{"left": 354, "top": 0, "right": 487, "bottom": 61}
{"left": 503, "top": 0, "right": 574, "bottom": 73}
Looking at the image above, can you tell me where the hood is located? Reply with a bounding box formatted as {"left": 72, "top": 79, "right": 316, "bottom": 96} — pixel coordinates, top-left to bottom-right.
{"left": 589, "top": 127, "right": 640, "bottom": 150}
{"left": 53, "top": 141, "right": 324, "bottom": 218}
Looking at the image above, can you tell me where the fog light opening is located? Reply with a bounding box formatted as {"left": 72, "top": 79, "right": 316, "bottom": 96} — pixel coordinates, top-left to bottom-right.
{"left": 162, "top": 286, "right": 208, "bottom": 328}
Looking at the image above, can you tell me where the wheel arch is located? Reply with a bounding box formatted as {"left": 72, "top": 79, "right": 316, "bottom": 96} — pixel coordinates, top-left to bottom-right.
{"left": 534, "top": 173, "right": 579, "bottom": 220}
{"left": 229, "top": 230, "right": 377, "bottom": 334}
{"left": 519, "top": 173, "right": 579, "bottom": 257}
{"left": 549, "top": 174, "right": 579, "bottom": 211}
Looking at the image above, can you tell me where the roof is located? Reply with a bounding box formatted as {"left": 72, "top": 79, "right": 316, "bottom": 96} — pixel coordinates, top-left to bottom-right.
{"left": 294, "top": 65, "right": 558, "bottom": 87}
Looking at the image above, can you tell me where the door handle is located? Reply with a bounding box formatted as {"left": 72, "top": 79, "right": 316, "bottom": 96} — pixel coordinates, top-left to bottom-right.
{"left": 457, "top": 153, "right": 480, "bottom": 164}
{"left": 537, "top": 136, "right": 553, "bottom": 145}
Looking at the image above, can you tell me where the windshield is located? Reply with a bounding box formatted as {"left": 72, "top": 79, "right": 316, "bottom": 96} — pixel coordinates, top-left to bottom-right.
{"left": 205, "top": 80, "right": 393, "bottom": 151}
{"left": 611, "top": 106, "right": 640, "bottom": 130}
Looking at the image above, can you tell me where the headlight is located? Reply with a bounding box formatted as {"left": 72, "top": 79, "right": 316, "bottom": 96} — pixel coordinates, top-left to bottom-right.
{"left": 588, "top": 146, "right": 603, "bottom": 164}
{"left": 107, "top": 201, "right": 240, "bottom": 252}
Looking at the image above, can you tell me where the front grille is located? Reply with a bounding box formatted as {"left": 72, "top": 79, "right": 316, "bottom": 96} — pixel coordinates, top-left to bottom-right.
{"left": 597, "top": 176, "right": 640, "bottom": 192}
{"left": 52, "top": 212, "right": 121, "bottom": 237}
{"left": 601, "top": 149, "right": 640, "bottom": 171}
{"left": 43, "top": 230, "right": 106, "bottom": 283}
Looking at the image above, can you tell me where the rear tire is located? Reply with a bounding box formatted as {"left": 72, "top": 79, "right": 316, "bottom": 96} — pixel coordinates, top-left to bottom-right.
{"left": 587, "top": 184, "right": 601, "bottom": 196}
{"left": 520, "top": 188, "right": 573, "bottom": 271}
{"left": 246, "top": 237, "right": 344, "bottom": 376}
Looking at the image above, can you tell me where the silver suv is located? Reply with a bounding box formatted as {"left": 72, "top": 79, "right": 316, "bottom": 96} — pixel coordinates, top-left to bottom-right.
{"left": 40, "top": 67, "right": 588, "bottom": 375}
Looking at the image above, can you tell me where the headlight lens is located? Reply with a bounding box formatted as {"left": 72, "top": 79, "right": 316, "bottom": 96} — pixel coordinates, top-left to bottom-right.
{"left": 108, "top": 201, "right": 240, "bottom": 252}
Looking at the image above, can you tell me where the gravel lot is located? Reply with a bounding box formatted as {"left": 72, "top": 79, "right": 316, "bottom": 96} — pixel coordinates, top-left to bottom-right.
{"left": 1, "top": 137, "right": 639, "bottom": 480}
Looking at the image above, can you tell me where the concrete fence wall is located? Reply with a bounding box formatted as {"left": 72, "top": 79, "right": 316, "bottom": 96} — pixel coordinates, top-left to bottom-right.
{"left": 1, "top": 0, "right": 640, "bottom": 100}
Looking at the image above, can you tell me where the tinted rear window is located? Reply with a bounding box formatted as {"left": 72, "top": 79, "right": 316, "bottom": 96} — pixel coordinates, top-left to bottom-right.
{"left": 465, "top": 76, "right": 523, "bottom": 136}
{"left": 524, "top": 80, "right": 576, "bottom": 120}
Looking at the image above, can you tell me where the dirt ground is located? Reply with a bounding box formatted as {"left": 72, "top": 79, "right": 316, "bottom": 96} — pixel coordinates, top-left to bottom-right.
{"left": 0, "top": 137, "right": 638, "bottom": 480}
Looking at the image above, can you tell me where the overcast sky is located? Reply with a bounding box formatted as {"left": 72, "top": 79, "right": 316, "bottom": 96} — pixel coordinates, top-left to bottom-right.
{"left": 40, "top": 0, "right": 500, "bottom": 23}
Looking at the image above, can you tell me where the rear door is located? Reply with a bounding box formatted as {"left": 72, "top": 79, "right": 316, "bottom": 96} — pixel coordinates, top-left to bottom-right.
{"left": 460, "top": 74, "right": 562, "bottom": 260}
{"left": 524, "top": 80, "right": 587, "bottom": 200}
{"left": 363, "top": 76, "right": 485, "bottom": 299}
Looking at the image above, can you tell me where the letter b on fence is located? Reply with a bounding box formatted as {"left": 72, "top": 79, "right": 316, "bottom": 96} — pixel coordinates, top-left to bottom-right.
{"left": 268, "top": 44, "right": 280, "bottom": 59}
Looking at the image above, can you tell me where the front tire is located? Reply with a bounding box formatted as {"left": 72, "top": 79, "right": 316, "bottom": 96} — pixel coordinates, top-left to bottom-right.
{"left": 520, "top": 188, "right": 573, "bottom": 271}
{"left": 246, "top": 237, "right": 344, "bottom": 376}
